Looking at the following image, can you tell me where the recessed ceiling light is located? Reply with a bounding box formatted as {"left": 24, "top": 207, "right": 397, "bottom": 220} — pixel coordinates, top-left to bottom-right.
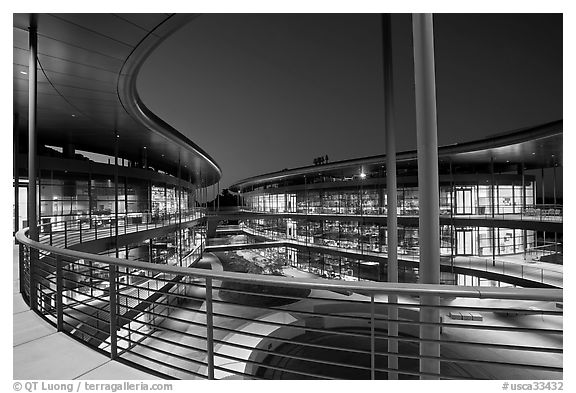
{"left": 532, "top": 152, "right": 536, "bottom": 155}
{"left": 71, "top": 114, "right": 76, "bottom": 117}
{"left": 20, "top": 71, "right": 27, "bottom": 75}
{"left": 506, "top": 160, "right": 510, "bottom": 163}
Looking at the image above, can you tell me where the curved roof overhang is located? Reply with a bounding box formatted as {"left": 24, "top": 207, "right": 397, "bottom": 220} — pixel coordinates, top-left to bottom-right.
{"left": 231, "top": 120, "right": 562, "bottom": 191}
{"left": 13, "top": 13, "right": 221, "bottom": 187}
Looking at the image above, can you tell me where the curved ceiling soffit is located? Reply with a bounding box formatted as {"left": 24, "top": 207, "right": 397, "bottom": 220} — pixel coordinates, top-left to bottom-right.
{"left": 116, "top": 13, "right": 222, "bottom": 187}
{"left": 230, "top": 120, "right": 563, "bottom": 190}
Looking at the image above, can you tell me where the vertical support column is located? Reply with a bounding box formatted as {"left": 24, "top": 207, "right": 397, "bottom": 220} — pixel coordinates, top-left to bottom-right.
{"left": 114, "top": 132, "right": 119, "bottom": 259}
{"left": 108, "top": 263, "right": 118, "bottom": 359}
{"left": 205, "top": 277, "right": 215, "bottom": 379}
{"left": 412, "top": 13, "right": 440, "bottom": 379}
{"left": 553, "top": 165, "right": 557, "bottom": 253}
{"left": 56, "top": 255, "right": 63, "bottom": 331}
{"left": 519, "top": 164, "right": 528, "bottom": 258}
{"left": 177, "top": 158, "right": 182, "bottom": 266}
{"left": 382, "top": 13, "right": 398, "bottom": 379}
{"left": 14, "top": 113, "right": 20, "bottom": 236}
{"left": 88, "top": 168, "right": 93, "bottom": 229}
{"left": 28, "top": 18, "right": 39, "bottom": 310}
{"left": 491, "top": 157, "right": 496, "bottom": 266}
{"left": 541, "top": 167, "right": 545, "bottom": 205}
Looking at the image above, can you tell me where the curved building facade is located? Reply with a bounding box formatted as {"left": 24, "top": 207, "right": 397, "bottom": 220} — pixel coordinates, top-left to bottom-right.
{"left": 230, "top": 121, "right": 562, "bottom": 286}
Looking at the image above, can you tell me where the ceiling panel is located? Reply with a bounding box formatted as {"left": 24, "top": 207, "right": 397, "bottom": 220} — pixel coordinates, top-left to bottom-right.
{"left": 52, "top": 13, "right": 146, "bottom": 46}
{"left": 35, "top": 14, "right": 132, "bottom": 60}
{"left": 113, "top": 14, "right": 170, "bottom": 32}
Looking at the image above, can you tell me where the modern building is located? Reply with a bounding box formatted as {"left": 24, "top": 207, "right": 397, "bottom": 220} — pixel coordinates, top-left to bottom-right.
{"left": 13, "top": 13, "right": 562, "bottom": 381}
{"left": 229, "top": 121, "right": 562, "bottom": 287}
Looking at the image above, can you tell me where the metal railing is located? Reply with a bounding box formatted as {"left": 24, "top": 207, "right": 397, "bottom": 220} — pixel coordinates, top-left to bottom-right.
{"left": 239, "top": 226, "right": 562, "bottom": 288}
{"left": 239, "top": 204, "right": 563, "bottom": 222}
{"left": 37, "top": 210, "right": 205, "bottom": 248}
{"left": 16, "top": 224, "right": 563, "bottom": 380}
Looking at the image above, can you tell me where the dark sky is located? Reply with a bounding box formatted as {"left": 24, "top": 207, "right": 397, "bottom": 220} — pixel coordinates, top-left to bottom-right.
{"left": 137, "top": 14, "right": 562, "bottom": 189}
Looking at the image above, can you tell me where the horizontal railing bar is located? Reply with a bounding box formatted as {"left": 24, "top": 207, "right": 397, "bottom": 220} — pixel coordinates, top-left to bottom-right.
{"left": 210, "top": 365, "right": 260, "bottom": 380}
{"left": 62, "top": 320, "right": 109, "bottom": 343}
{"left": 210, "top": 311, "right": 376, "bottom": 340}
{"left": 211, "top": 325, "right": 373, "bottom": 356}
{"left": 212, "top": 351, "right": 335, "bottom": 380}
{"left": 212, "top": 337, "right": 377, "bottom": 372}
{"left": 118, "top": 335, "right": 209, "bottom": 369}
{"left": 120, "top": 324, "right": 209, "bottom": 355}
{"left": 370, "top": 350, "right": 564, "bottom": 373}
{"left": 61, "top": 291, "right": 111, "bottom": 307}
{"left": 62, "top": 311, "right": 111, "bottom": 334}
{"left": 120, "top": 320, "right": 209, "bottom": 346}
{"left": 117, "top": 347, "right": 208, "bottom": 380}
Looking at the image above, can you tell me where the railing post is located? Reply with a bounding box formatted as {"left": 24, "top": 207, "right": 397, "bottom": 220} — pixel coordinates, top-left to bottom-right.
{"left": 108, "top": 264, "right": 118, "bottom": 359}
{"left": 49, "top": 223, "right": 53, "bottom": 246}
{"left": 370, "top": 294, "right": 375, "bottom": 380}
{"left": 19, "top": 243, "right": 26, "bottom": 296}
{"left": 56, "top": 255, "right": 63, "bottom": 331}
{"left": 79, "top": 220, "right": 83, "bottom": 243}
{"left": 205, "top": 277, "right": 215, "bottom": 379}
{"left": 64, "top": 221, "right": 68, "bottom": 248}
{"left": 28, "top": 244, "right": 38, "bottom": 311}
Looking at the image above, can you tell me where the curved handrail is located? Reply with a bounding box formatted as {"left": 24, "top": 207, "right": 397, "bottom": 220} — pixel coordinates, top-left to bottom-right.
{"left": 15, "top": 226, "right": 562, "bottom": 302}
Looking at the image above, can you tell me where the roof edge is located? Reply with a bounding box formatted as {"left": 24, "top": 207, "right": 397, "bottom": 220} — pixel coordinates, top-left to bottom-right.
{"left": 117, "top": 13, "right": 222, "bottom": 186}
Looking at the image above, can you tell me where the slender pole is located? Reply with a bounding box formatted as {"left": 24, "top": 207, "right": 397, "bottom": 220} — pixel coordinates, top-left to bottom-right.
{"left": 56, "top": 255, "right": 63, "bottom": 331}
{"left": 108, "top": 263, "right": 118, "bottom": 359}
{"left": 114, "top": 133, "right": 119, "bottom": 259}
{"left": 382, "top": 13, "right": 398, "bottom": 379}
{"left": 28, "top": 18, "right": 39, "bottom": 310}
{"left": 206, "top": 278, "right": 215, "bottom": 379}
{"left": 412, "top": 13, "right": 441, "bottom": 379}
{"left": 14, "top": 113, "right": 20, "bottom": 236}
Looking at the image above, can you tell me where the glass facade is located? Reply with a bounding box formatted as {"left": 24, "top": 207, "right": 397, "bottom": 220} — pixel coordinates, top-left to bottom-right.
{"left": 245, "top": 182, "right": 535, "bottom": 217}
{"left": 242, "top": 218, "right": 535, "bottom": 259}
{"left": 34, "top": 172, "right": 196, "bottom": 227}
{"left": 237, "top": 174, "right": 543, "bottom": 282}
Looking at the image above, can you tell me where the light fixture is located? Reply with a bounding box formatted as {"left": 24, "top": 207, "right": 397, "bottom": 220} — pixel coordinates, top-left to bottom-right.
{"left": 71, "top": 114, "right": 76, "bottom": 117}
{"left": 360, "top": 172, "right": 367, "bottom": 179}
{"left": 20, "top": 71, "right": 27, "bottom": 75}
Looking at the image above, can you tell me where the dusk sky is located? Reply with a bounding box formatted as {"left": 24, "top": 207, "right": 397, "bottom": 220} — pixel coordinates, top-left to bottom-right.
{"left": 137, "top": 13, "right": 562, "bottom": 189}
